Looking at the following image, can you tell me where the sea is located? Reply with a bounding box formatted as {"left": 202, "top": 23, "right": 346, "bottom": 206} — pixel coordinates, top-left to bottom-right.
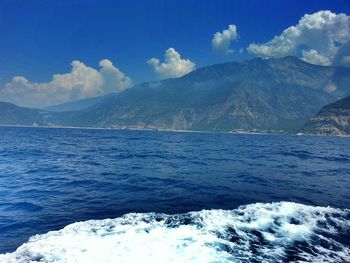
{"left": 0, "top": 126, "right": 349, "bottom": 262}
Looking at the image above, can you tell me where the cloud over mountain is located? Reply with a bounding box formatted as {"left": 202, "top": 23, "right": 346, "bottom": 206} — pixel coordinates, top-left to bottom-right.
{"left": 247, "top": 10, "right": 350, "bottom": 66}
{"left": 147, "top": 48, "right": 196, "bottom": 79}
{"left": 212, "top": 24, "right": 238, "bottom": 54}
{"left": 0, "top": 59, "right": 132, "bottom": 108}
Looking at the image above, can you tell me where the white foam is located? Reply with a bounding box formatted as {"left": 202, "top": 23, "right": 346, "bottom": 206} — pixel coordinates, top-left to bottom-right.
{"left": 1, "top": 202, "right": 349, "bottom": 262}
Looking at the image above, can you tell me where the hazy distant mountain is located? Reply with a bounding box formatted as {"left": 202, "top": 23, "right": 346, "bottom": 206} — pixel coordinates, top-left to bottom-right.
{"left": 0, "top": 102, "right": 52, "bottom": 126}
{"left": 1, "top": 57, "right": 350, "bottom": 133}
{"left": 54, "top": 57, "right": 350, "bottom": 133}
{"left": 45, "top": 93, "right": 117, "bottom": 112}
{"left": 303, "top": 95, "right": 350, "bottom": 136}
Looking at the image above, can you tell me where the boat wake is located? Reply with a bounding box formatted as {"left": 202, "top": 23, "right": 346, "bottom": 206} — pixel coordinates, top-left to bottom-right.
{"left": 1, "top": 202, "right": 349, "bottom": 262}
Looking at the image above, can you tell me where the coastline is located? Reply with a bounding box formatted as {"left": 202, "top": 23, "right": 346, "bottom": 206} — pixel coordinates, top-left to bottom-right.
{"left": 0, "top": 124, "right": 349, "bottom": 137}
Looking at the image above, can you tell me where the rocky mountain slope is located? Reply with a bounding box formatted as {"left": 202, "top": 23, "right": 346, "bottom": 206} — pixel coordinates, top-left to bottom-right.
{"left": 1, "top": 57, "right": 350, "bottom": 133}
{"left": 54, "top": 57, "right": 350, "bottom": 133}
{"left": 303, "top": 95, "right": 350, "bottom": 135}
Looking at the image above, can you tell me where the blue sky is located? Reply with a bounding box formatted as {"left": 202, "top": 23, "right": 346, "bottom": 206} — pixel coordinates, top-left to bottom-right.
{"left": 0, "top": 0, "right": 349, "bottom": 107}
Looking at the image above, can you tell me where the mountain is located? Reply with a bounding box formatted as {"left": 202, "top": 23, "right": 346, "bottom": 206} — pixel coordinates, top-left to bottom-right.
{"left": 303, "top": 95, "right": 350, "bottom": 136}
{"left": 1, "top": 57, "right": 350, "bottom": 133}
{"left": 0, "top": 102, "right": 52, "bottom": 126}
{"left": 53, "top": 57, "right": 350, "bottom": 133}
{"left": 45, "top": 93, "right": 117, "bottom": 112}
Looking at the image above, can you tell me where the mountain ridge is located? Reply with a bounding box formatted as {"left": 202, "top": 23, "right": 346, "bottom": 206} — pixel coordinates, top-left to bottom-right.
{"left": 1, "top": 56, "right": 350, "bottom": 133}
{"left": 54, "top": 56, "right": 350, "bottom": 132}
{"left": 0, "top": 102, "right": 52, "bottom": 126}
{"left": 45, "top": 93, "right": 117, "bottom": 112}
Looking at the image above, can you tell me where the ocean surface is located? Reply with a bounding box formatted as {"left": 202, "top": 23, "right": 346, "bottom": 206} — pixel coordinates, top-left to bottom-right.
{"left": 0, "top": 126, "right": 349, "bottom": 262}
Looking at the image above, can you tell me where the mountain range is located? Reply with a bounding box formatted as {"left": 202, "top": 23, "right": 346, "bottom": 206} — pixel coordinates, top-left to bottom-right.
{"left": 1, "top": 56, "right": 350, "bottom": 134}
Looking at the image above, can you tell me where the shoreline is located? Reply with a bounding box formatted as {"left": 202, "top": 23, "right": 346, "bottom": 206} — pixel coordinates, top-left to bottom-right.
{"left": 0, "top": 124, "right": 349, "bottom": 137}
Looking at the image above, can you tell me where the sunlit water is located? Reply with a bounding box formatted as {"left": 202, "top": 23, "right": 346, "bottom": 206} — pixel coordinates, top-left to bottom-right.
{"left": 0, "top": 127, "right": 349, "bottom": 262}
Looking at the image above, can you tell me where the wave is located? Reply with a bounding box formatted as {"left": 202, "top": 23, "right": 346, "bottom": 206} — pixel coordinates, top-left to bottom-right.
{"left": 1, "top": 202, "right": 349, "bottom": 262}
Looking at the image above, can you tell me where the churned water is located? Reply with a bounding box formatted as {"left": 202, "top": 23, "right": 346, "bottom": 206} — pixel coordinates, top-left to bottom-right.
{"left": 0, "top": 126, "right": 349, "bottom": 262}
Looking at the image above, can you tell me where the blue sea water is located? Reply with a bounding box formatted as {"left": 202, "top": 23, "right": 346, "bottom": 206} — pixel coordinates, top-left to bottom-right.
{"left": 0, "top": 126, "right": 349, "bottom": 262}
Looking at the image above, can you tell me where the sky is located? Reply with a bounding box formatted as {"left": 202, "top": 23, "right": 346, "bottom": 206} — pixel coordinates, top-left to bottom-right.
{"left": 0, "top": 0, "right": 349, "bottom": 107}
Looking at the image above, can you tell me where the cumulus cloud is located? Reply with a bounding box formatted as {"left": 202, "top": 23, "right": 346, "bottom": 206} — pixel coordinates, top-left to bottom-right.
{"left": 212, "top": 24, "right": 238, "bottom": 54}
{"left": 98, "top": 59, "right": 132, "bottom": 94}
{"left": 147, "top": 48, "right": 196, "bottom": 78}
{"left": 0, "top": 59, "right": 132, "bottom": 108}
{"left": 247, "top": 10, "right": 350, "bottom": 66}
{"left": 301, "top": 49, "right": 331, "bottom": 66}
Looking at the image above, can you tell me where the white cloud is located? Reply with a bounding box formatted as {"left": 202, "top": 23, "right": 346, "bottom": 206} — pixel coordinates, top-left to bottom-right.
{"left": 99, "top": 59, "right": 132, "bottom": 94}
{"left": 0, "top": 59, "right": 132, "bottom": 108}
{"left": 301, "top": 49, "right": 331, "bottom": 66}
{"left": 247, "top": 10, "right": 350, "bottom": 66}
{"left": 212, "top": 24, "right": 238, "bottom": 54}
{"left": 147, "top": 48, "right": 196, "bottom": 78}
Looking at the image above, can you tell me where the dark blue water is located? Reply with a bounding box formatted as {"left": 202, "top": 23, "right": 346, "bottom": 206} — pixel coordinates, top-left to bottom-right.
{"left": 0, "top": 126, "right": 349, "bottom": 255}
